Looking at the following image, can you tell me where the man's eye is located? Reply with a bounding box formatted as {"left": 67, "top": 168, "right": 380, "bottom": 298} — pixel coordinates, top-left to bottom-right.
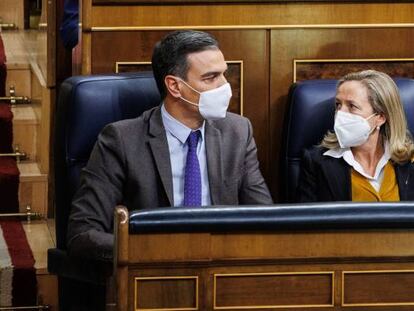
{"left": 204, "top": 76, "right": 217, "bottom": 81}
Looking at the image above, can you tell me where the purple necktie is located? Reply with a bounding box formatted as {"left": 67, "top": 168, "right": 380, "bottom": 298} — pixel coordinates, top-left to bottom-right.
{"left": 184, "top": 130, "right": 201, "bottom": 206}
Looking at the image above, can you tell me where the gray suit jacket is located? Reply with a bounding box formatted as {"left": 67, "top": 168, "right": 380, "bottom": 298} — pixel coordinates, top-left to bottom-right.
{"left": 67, "top": 106, "right": 272, "bottom": 261}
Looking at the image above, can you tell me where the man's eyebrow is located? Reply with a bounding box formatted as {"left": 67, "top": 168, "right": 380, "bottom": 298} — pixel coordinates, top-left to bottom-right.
{"left": 200, "top": 71, "right": 221, "bottom": 78}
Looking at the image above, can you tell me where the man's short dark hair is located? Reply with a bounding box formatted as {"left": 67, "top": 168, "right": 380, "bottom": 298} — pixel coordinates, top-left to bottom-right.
{"left": 151, "top": 30, "right": 219, "bottom": 99}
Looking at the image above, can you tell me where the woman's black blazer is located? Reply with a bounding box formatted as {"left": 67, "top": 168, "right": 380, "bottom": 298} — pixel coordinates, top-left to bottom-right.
{"left": 296, "top": 146, "right": 414, "bottom": 202}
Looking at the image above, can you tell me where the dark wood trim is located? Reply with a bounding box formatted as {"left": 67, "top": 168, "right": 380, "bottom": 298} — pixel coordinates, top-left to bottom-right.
{"left": 55, "top": 0, "right": 73, "bottom": 86}
{"left": 93, "top": 0, "right": 414, "bottom": 4}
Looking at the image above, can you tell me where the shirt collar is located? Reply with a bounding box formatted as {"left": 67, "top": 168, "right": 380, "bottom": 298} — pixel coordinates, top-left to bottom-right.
{"left": 323, "top": 142, "right": 391, "bottom": 180}
{"left": 161, "top": 103, "right": 205, "bottom": 144}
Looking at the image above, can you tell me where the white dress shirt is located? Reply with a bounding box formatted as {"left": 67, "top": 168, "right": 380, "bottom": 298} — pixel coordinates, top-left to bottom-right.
{"left": 323, "top": 143, "right": 390, "bottom": 192}
{"left": 161, "top": 104, "right": 211, "bottom": 206}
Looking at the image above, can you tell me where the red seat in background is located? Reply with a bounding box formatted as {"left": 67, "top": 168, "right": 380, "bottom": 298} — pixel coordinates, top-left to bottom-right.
{"left": 0, "top": 34, "right": 36, "bottom": 307}
{"left": 0, "top": 34, "right": 19, "bottom": 213}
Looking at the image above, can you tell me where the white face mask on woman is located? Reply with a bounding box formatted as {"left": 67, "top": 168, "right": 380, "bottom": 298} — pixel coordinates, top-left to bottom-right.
{"left": 334, "top": 110, "right": 377, "bottom": 148}
{"left": 178, "top": 79, "right": 232, "bottom": 120}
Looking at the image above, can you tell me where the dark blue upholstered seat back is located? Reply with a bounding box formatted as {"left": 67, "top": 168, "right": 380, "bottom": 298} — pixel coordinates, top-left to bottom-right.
{"left": 54, "top": 72, "right": 160, "bottom": 248}
{"left": 281, "top": 78, "right": 414, "bottom": 202}
{"left": 129, "top": 202, "right": 414, "bottom": 233}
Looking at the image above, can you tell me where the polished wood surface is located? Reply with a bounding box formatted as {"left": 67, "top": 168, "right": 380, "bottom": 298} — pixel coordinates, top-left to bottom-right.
{"left": 0, "top": 0, "right": 24, "bottom": 29}
{"left": 56, "top": 0, "right": 74, "bottom": 85}
{"left": 23, "top": 220, "right": 58, "bottom": 310}
{"left": 2, "top": 31, "right": 37, "bottom": 66}
{"left": 45, "top": 0, "right": 56, "bottom": 87}
{"left": 115, "top": 207, "right": 129, "bottom": 311}
{"left": 295, "top": 61, "right": 414, "bottom": 82}
{"left": 19, "top": 162, "right": 48, "bottom": 215}
{"left": 37, "top": 274, "right": 58, "bottom": 309}
{"left": 23, "top": 220, "right": 55, "bottom": 273}
{"left": 343, "top": 271, "right": 414, "bottom": 305}
{"left": 88, "top": 3, "right": 414, "bottom": 28}
{"left": 136, "top": 277, "right": 197, "bottom": 309}
{"left": 215, "top": 273, "right": 333, "bottom": 307}
{"left": 2, "top": 31, "right": 52, "bottom": 216}
{"left": 115, "top": 207, "right": 414, "bottom": 311}
{"left": 130, "top": 231, "right": 414, "bottom": 261}
{"left": 93, "top": 0, "right": 414, "bottom": 3}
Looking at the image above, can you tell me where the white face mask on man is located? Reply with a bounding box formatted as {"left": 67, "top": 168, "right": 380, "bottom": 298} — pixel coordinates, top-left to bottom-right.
{"left": 334, "top": 110, "right": 377, "bottom": 148}
{"left": 177, "top": 78, "right": 232, "bottom": 120}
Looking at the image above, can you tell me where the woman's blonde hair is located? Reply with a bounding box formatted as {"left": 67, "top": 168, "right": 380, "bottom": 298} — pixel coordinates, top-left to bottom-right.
{"left": 321, "top": 70, "right": 414, "bottom": 163}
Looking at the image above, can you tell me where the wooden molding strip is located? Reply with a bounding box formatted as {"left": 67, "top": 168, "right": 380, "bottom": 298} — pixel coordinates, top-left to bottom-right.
{"left": 88, "top": 23, "right": 414, "bottom": 32}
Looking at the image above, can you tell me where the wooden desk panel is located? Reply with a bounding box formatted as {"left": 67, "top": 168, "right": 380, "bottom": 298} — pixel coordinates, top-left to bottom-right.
{"left": 88, "top": 3, "right": 414, "bottom": 28}
{"left": 116, "top": 227, "right": 414, "bottom": 310}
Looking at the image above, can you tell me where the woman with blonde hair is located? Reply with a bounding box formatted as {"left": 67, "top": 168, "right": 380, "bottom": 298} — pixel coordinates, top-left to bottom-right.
{"left": 297, "top": 70, "right": 414, "bottom": 202}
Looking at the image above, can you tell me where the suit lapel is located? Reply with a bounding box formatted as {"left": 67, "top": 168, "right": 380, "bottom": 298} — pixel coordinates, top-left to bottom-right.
{"left": 147, "top": 107, "right": 174, "bottom": 206}
{"left": 395, "top": 162, "right": 413, "bottom": 200}
{"left": 322, "top": 157, "right": 351, "bottom": 200}
{"left": 205, "top": 121, "right": 224, "bottom": 204}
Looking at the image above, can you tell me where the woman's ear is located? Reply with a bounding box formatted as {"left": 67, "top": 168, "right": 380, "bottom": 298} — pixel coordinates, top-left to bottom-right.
{"left": 165, "top": 75, "right": 181, "bottom": 98}
{"left": 376, "top": 113, "right": 387, "bottom": 127}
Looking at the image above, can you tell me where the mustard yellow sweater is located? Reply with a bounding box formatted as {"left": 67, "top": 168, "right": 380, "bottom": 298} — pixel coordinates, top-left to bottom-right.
{"left": 351, "top": 162, "right": 399, "bottom": 202}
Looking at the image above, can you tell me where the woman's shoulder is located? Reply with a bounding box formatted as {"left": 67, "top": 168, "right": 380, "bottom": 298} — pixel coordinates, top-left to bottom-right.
{"left": 393, "top": 158, "right": 414, "bottom": 169}
{"left": 303, "top": 145, "right": 329, "bottom": 159}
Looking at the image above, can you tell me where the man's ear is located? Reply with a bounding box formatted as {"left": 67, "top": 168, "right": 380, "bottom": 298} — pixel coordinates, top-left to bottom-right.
{"left": 165, "top": 75, "right": 181, "bottom": 98}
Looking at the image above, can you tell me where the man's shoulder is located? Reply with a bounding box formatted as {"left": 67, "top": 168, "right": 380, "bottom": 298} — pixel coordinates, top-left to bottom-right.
{"left": 208, "top": 112, "right": 251, "bottom": 141}
{"left": 223, "top": 111, "right": 249, "bottom": 123}
{"left": 108, "top": 105, "right": 160, "bottom": 131}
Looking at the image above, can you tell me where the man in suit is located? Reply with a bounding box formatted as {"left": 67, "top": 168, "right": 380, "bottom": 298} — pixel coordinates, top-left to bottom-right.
{"left": 67, "top": 30, "right": 273, "bottom": 261}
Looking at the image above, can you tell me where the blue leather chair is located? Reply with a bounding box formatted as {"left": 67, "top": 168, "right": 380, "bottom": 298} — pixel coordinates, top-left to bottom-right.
{"left": 281, "top": 78, "right": 414, "bottom": 203}
{"left": 48, "top": 72, "right": 160, "bottom": 310}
